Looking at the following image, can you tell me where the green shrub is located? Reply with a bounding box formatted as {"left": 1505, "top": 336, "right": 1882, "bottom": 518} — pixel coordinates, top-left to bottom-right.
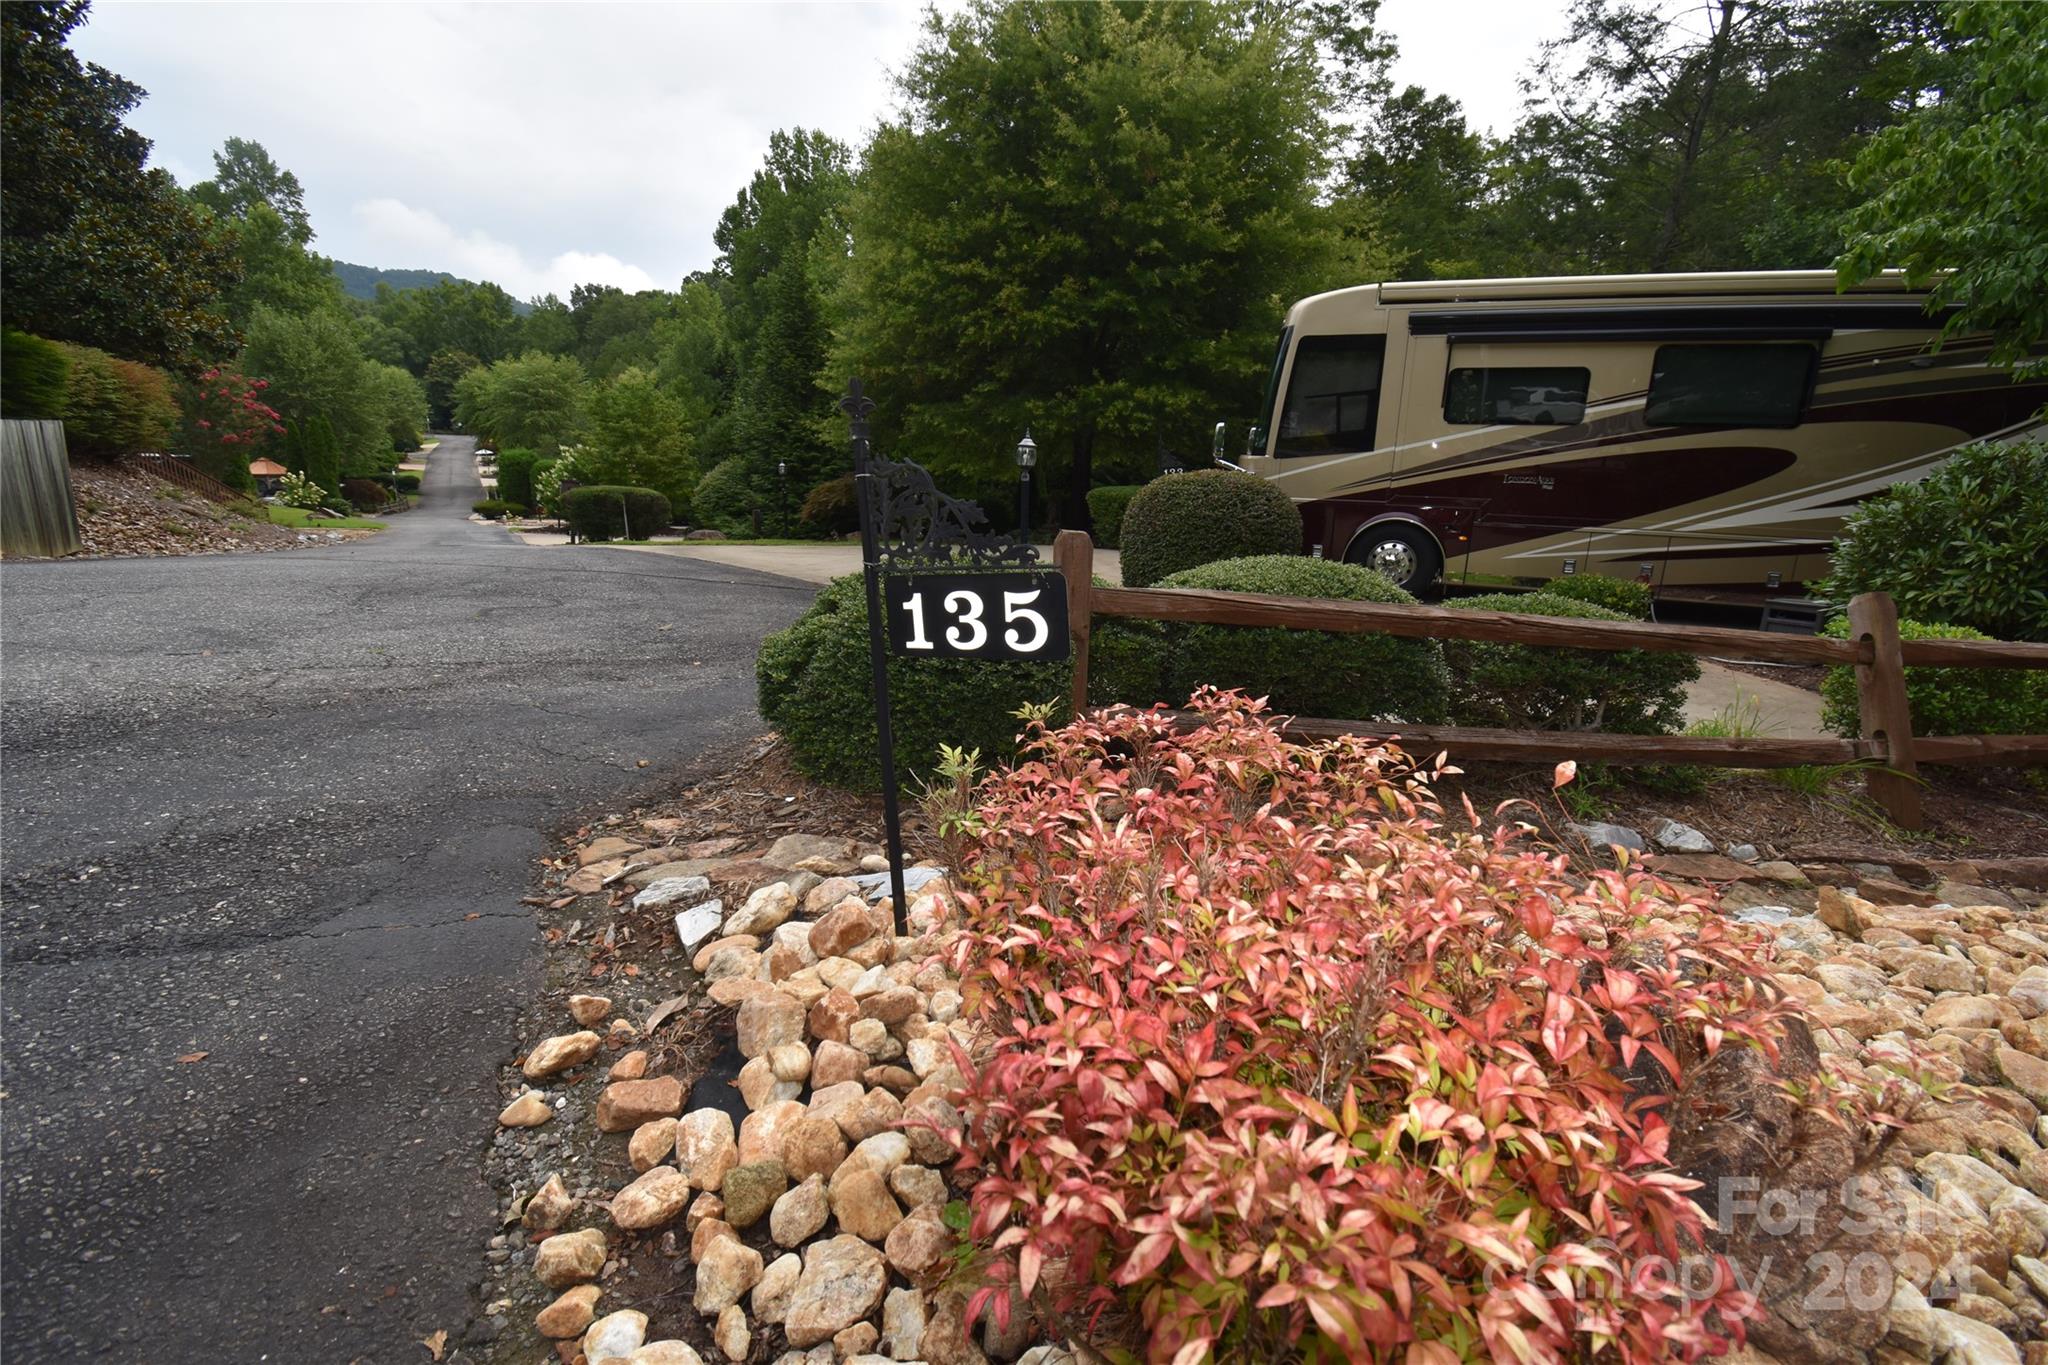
{"left": 495, "top": 447, "right": 543, "bottom": 511}
{"left": 472, "top": 499, "right": 515, "bottom": 519}
{"left": 1445, "top": 592, "right": 1698, "bottom": 733}
{"left": 395, "top": 472, "right": 421, "bottom": 493}
{"left": 342, "top": 478, "right": 389, "bottom": 512}
{"left": 2, "top": 330, "right": 71, "bottom": 419}
{"left": 1084, "top": 483, "right": 1145, "bottom": 549}
{"left": 1820, "top": 616, "right": 2048, "bottom": 737}
{"left": 1541, "top": 573, "right": 1654, "bottom": 619}
{"left": 1818, "top": 439, "right": 2048, "bottom": 642}
{"left": 1118, "top": 470, "right": 1302, "bottom": 587}
{"left": 693, "top": 458, "right": 760, "bottom": 534}
{"left": 55, "top": 342, "right": 178, "bottom": 458}
{"left": 275, "top": 470, "right": 327, "bottom": 510}
{"left": 1093, "top": 556, "right": 1449, "bottom": 722}
{"left": 562, "top": 485, "right": 671, "bottom": 541}
{"left": 757, "top": 574, "right": 1068, "bottom": 791}
{"left": 800, "top": 473, "right": 861, "bottom": 537}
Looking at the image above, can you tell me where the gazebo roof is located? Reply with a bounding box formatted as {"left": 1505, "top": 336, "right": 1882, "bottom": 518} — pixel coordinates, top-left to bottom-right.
{"left": 248, "top": 458, "right": 288, "bottom": 477}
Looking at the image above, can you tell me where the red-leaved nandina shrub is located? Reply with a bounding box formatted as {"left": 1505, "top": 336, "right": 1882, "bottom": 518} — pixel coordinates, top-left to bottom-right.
{"left": 943, "top": 689, "right": 1811, "bottom": 1365}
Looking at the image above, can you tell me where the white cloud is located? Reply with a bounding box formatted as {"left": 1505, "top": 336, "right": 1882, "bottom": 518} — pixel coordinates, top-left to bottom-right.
{"left": 350, "top": 198, "right": 655, "bottom": 299}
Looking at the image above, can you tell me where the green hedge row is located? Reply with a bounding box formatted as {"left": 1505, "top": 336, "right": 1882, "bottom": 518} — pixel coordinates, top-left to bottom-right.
{"left": 1821, "top": 617, "right": 2048, "bottom": 737}
{"left": 1084, "top": 484, "right": 1145, "bottom": 549}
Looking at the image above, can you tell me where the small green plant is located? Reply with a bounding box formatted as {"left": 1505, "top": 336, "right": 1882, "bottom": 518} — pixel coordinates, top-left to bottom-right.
{"left": 274, "top": 470, "right": 328, "bottom": 510}
{"left": 1684, "top": 695, "right": 1771, "bottom": 739}
{"left": 1083, "top": 483, "right": 1145, "bottom": 549}
{"left": 1820, "top": 616, "right": 2048, "bottom": 736}
{"left": 1817, "top": 439, "right": 2048, "bottom": 643}
{"left": 1541, "top": 572, "right": 1654, "bottom": 618}
{"left": 1117, "top": 469, "right": 1302, "bottom": 586}
{"left": 1446, "top": 592, "right": 1698, "bottom": 733}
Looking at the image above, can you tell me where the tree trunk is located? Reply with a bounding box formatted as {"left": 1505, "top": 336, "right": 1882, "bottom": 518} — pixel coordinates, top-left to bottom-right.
{"left": 1651, "top": 0, "right": 1738, "bottom": 271}
{"left": 1063, "top": 422, "right": 1096, "bottom": 532}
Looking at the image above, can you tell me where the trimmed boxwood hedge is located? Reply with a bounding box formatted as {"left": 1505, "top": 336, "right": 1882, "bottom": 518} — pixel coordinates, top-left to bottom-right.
{"left": 1820, "top": 616, "right": 2048, "bottom": 737}
{"left": 1118, "top": 470, "right": 1302, "bottom": 587}
{"left": 563, "top": 485, "right": 671, "bottom": 541}
{"left": 758, "top": 574, "right": 1068, "bottom": 791}
{"left": 1084, "top": 484, "right": 1145, "bottom": 549}
{"left": 1540, "top": 573, "right": 1654, "bottom": 619}
{"left": 472, "top": 499, "right": 516, "bottom": 519}
{"left": 1445, "top": 592, "right": 1697, "bottom": 733}
{"left": 1091, "top": 555, "right": 1450, "bottom": 723}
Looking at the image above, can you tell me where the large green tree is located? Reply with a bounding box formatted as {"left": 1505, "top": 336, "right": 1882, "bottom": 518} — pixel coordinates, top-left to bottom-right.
{"left": 452, "top": 351, "right": 588, "bottom": 453}
{"left": 1, "top": 0, "right": 240, "bottom": 368}
{"left": 374, "top": 277, "right": 521, "bottom": 372}
{"left": 838, "top": 0, "right": 1361, "bottom": 526}
{"left": 584, "top": 366, "right": 695, "bottom": 509}
{"left": 189, "top": 135, "right": 311, "bottom": 242}
{"left": 241, "top": 305, "right": 405, "bottom": 474}
{"left": 1836, "top": 0, "right": 2045, "bottom": 379}
{"left": 1345, "top": 87, "right": 1495, "bottom": 279}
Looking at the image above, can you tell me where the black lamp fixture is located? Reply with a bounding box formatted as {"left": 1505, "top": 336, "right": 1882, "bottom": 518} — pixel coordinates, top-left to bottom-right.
{"left": 1015, "top": 429, "right": 1037, "bottom": 542}
{"left": 777, "top": 459, "right": 789, "bottom": 536}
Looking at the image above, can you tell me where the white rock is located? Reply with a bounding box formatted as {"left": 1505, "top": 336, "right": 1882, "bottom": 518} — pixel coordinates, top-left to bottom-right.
{"left": 715, "top": 1303, "right": 750, "bottom": 1362}
{"left": 673, "top": 901, "right": 726, "bottom": 952}
{"left": 906, "top": 1036, "right": 947, "bottom": 1079}
{"left": 627, "top": 1344, "right": 706, "bottom": 1365}
{"left": 726, "top": 882, "right": 799, "bottom": 937}
{"left": 771, "top": 920, "right": 819, "bottom": 967}
{"left": 928, "top": 990, "right": 961, "bottom": 1024}
{"left": 881, "top": 1286, "right": 926, "bottom": 1359}
{"left": 752, "top": 1251, "right": 801, "bottom": 1324}
{"left": 582, "top": 1309, "right": 649, "bottom": 1363}
{"left": 1649, "top": 818, "right": 1713, "bottom": 853}
{"left": 1568, "top": 820, "right": 1644, "bottom": 852}
{"left": 849, "top": 964, "right": 890, "bottom": 999}
{"left": 847, "top": 1131, "right": 911, "bottom": 1179}
{"left": 637, "top": 876, "right": 714, "bottom": 910}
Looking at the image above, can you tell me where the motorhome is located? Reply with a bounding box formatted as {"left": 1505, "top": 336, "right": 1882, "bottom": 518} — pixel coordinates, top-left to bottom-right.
{"left": 1237, "top": 270, "right": 2045, "bottom": 600}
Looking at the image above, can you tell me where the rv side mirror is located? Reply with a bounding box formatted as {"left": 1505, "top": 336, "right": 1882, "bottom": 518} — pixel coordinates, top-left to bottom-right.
{"left": 1212, "top": 422, "right": 1227, "bottom": 463}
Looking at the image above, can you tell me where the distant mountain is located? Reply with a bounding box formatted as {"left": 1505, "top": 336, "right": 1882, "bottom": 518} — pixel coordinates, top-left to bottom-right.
{"left": 331, "top": 260, "right": 462, "bottom": 300}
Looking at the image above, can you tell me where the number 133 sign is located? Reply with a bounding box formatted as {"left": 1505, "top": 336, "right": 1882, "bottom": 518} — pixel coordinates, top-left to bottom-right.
{"left": 884, "top": 572, "right": 1070, "bottom": 662}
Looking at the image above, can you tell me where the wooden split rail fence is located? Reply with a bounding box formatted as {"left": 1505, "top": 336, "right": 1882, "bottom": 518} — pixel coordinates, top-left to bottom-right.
{"left": 1049, "top": 530, "right": 2048, "bottom": 831}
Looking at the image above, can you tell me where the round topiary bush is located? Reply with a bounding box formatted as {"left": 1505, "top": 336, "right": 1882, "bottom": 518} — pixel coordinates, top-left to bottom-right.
{"left": 1446, "top": 592, "right": 1698, "bottom": 733}
{"left": 562, "top": 485, "right": 671, "bottom": 541}
{"left": 1093, "top": 556, "right": 1449, "bottom": 722}
{"left": 1118, "top": 470, "right": 1302, "bottom": 587}
{"left": 1540, "top": 573, "right": 1654, "bottom": 619}
{"left": 1818, "top": 439, "right": 2048, "bottom": 643}
{"left": 1820, "top": 616, "right": 2048, "bottom": 737}
{"left": 342, "top": 478, "right": 389, "bottom": 512}
{"left": 757, "top": 574, "right": 1069, "bottom": 791}
{"left": 395, "top": 472, "right": 422, "bottom": 493}
{"left": 1083, "top": 484, "right": 1145, "bottom": 550}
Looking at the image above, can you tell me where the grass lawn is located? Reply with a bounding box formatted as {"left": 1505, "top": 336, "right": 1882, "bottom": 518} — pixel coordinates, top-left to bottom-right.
{"left": 268, "top": 506, "right": 386, "bottom": 531}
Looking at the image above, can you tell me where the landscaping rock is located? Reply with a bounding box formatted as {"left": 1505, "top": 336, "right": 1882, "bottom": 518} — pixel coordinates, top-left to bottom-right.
{"left": 583, "top": 1309, "right": 649, "bottom": 1363}
{"left": 837, "top": 1087, "right": 902, "bottom": 1143}
{"left": 1650, "top": 818, "right": 1714, "bottom": 853}
{"left": 753, "top": 1251, "right": 801, "bottom": 1324}
{"left": 580, "top": 836, "right": 642, "bottom": 866}
{"left": 1568, "top": 820, "right": 1645, "bottom": 853}
{"left": 809, "top": 989, "right": 860, "bottom": 1044}
{"left": 596, "top": 1075, "right": 686, "bottom": 1132}
{"left": 810, "top": 903, "right": 879, "bottom": 961}
{"left": 738, "top": 1055, "right": 802, "bottom": 1109}
{"left": 534, "top": 1227, "right": 608, "bottom": 1288}
{"left": 738, "top": 1099, "right": 807, "bottom": 1166}
{"left": 692, "top": 1217, "right": 737, "bottom": 1263}
{"left": 772, "top": 1174, "right": 831, "bottom": 1247}
{"left": 727, "top": 881, "right": 800, "bottom": 937}
{"left": 805, "top": 877, "right": 863, "bottom": 913}
{"left": 612, "top": 1165, "right": 692, "bottom": 1230}
{"left": 884, "top": 1204, "right": 952, "bottom": 1279}
{"left": 812, "top": 1040, "right": 868, "bottom": 1089}
{"left": 536, "top": 1282, "right": 603, "bottom": 1338}
{"left": 722, "top": 1160, "right": 789, "bottom": 1229}
{"left": 635, "top": 874, "right": 715, "bottom": 909}
{"left": 609, "top": 1049, "right": 650, "bottom": 1081}
{"left": 672, "top": 901, "right": 725, "bottom": 951}
{"left": 675, "top": 1109, "right": 739, "bottom": 1191}
{"left": 783, "top": 1235, "right": 889, "bottom": 1348}
{"left": 523, "top": 1030, "right": 602, "bottom": 1079}
{"left": 694, "top": 1238, "right": 765, "bottom": 1315}
{"left": 889, "top": 1164, "right": 947, "bottom": 1210}
{"left": 782, "top": 1115, "right": 850, "bottom": 1182}
{"left": 828, "top": 1164, "right": 902, "bottom": 1242}
{"left": 498, "top": 1091, "right": 554, "bottom": 1128}
{"left": 628, "top": 1344, "right": 705, "bottom": 1365}
{"left": 882, "top": 1286, "right": 927, "bottom": 1359}
{"left": 522, "top": 1173, "right": 574, "bottom": 1231}
{"left": 737, "top": 991, "right": 807, "bottom": 1058}
{"left": 629, "top": 1120, "right": 677, "bottom": 1172}
{"left": 715, "top": 1303, "right": 750, "bottom": 1362}
{"left": 569, "top": 993, "right": 614, "bottom": 1026}
{"left": 767, "top": 834, "right": 858, "bottom": 869}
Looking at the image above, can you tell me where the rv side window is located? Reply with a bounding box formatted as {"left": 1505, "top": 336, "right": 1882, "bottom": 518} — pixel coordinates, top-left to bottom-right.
{"left": 1443, "top": 367, "right": 1590, "bottom": 425}
{"left": 1646, "top": 343, "right": 1816, "bottom": 427}
{"left": 1277, "top": 334, "right": 1385, "bottom": 457}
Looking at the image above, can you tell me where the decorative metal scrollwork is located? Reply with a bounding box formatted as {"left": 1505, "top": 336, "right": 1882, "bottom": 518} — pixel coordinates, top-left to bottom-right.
{"left": 839, "top": 378, "right": 1038, "bottom": 571}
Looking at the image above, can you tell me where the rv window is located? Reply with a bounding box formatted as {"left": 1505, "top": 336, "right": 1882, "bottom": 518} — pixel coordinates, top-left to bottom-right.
{"left": 1646, "top": 344, "right": 1816, "bottom": 427}
{"left": 1277, "top": 334, "right": 1385, "bottom": 457}
{"left": 1443, "top": 367, "right": 1590, "bottom": 425}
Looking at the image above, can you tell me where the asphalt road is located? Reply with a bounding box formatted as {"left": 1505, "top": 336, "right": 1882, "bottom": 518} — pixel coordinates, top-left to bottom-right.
{"left": 1, "top": 438, "right": 815, "bottom": 1362}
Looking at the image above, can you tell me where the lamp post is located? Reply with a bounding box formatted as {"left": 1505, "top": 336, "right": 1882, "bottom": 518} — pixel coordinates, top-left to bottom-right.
{"left": 1015, "top": 429, "right": 1037, "bottom": 543}
{"left": 777, "top": 459, "right": 789, "bottom": 537}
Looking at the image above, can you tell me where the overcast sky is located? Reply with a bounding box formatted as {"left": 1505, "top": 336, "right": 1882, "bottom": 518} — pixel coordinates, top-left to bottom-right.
{"left": 72, "top": 0, "right": 1565, "bottom": 302}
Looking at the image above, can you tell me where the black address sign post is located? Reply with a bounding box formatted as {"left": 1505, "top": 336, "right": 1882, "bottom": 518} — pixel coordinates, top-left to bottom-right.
{"left": 838, "top": 379, "right": 1067, "bottom": 933}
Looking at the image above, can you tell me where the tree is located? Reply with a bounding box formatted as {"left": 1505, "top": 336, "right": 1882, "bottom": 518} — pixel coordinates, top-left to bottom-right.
{"left": 240, "top": 305, "right": 388, "bottom": 473}
{"left": 1836, "top": 1, "right": 2046, "bottom": 379}
{"left": 189, "top": 135, "right": 310, "bottom": 242}
{"left": 223, "top": 201, "right": 346, "bottom": 328}
{"left": 176, "top": 365, "right": 284, "bottom": 489}
{"left": 1, "top": 1, "right": 241, "bottom": 369}
{"left": 373, "top": 277, "right": 520, "bottom": 372}
{"left": 838, "top": 1, "right": 1357, "bottom": 526}
{"left": 367, "top": 362, "right": 428, "bottom": 453}
{"left": 452, "top": 351, "right": 588, "bottom": 453}
{"left": 585, "top": 366, "right": 695, "bottom": 509}
{"left": 1345, "top": 87, "right": 1494, "bottom": 279}
{"left": 423, "top": 348, "right": 481, "bottom": 429}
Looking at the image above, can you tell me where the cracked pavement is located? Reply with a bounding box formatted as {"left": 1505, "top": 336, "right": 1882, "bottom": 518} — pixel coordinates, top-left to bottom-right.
{"left": 0, "top": 436, "right": 814, "bottom": 1362}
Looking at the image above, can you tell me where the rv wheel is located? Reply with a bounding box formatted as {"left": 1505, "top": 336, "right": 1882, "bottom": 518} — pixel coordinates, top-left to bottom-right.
{"left": 1349, "top": 523, "right": 1443, "bottom": 600}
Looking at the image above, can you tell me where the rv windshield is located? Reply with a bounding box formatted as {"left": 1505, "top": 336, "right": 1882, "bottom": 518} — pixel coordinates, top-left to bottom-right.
{"left": 1250, "top": 326, "right": 1291, "bottom": 456}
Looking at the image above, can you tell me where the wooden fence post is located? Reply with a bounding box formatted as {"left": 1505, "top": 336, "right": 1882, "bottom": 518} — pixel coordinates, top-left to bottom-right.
{"left": 1054, "top": 530, "right": 1093, "bottom": 717}
{"left": 1847, "top": 591, "right": 1923, "bottom": 830}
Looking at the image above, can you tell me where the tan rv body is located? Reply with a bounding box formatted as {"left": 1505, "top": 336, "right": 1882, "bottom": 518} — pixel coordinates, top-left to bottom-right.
{"left": 1243, "top": 270, "right": 2045, "bottom": 598}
